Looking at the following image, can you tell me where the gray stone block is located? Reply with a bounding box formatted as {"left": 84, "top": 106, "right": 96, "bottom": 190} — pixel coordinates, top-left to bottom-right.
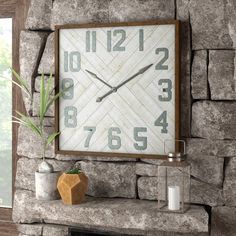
{"left": 51, "top": 0, "right": 109, "bottom": 30}
{"left": 140, "top": 159, "right": 164, "bottom": 165}
{"left": 13, "top": 190, "right": 209, "bottom": 234}
{"left": 38, "top": 33, "right": 55, "bottom": 74}
{"left": 191, "top": 101, "right": 236, "bottom": 139}
{"left": 191, "top": 179, "right": 224, "bottom": 207}
{"left": 32, "top": 92, "right": 54, "bottom": 117}
{"left": 15, "top": 157, "right": 74, "bottom": 192}
{"left": 20, "top": 31, "right": 48, "bottom": 114}
{"left": 189, "top": 0, "right": 235, "bottom": 49}
{"left": 208, "top": 50, "right": 236, "bottom": 100}
{"left": 223, "top": 157, "right": 236, "bottom": 206}
{"left": 136, "top": 163, "right": 159, "bottom": 176}
{"left": 191, "top": 50, "right": 208, "bottom": 99}
{"left": 34, "top": 75, "right": 55, "bottom": 93}
{"left": 109, "top": 0, "right": 175, "bottom": 22}
{"left": 17, "top": 124, "right": 55, "bottom": 159}
{"left": 25, "top": 0, "right": 52, "bottom": 30}
{"left": 138, "top": 177, "right": 158, "bottom": 200}
{"left": 211, "top": 206, "right": 236, "bottom": 236}
{"left": 186, "top": 138, "right": 236, "bottom": 158}
{"left": 78, "top": 161, "right": 136, "bottom": 198}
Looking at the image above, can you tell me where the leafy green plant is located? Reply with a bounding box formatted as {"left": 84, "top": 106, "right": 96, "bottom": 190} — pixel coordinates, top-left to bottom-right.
{"left": 66, "top": 163, "right": 82, "bottom": 174}
{"left": 11, "top": 69, "right": 66, "bottom": 162}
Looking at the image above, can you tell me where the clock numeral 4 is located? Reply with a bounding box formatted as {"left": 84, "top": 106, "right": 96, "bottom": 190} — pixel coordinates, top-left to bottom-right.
{"left": 64, "top": 51, "right": 81, "bottom": 72}
{"left": 155, "top": 48, "right": 169, "bottom": 70}
{"left": 155, "top": 111, "right": 168, "bottom": 134}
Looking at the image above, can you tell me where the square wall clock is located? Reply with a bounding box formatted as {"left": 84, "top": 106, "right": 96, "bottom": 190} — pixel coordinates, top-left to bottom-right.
{"left": 55, "top": 20, "right": 180, "bottom": 158}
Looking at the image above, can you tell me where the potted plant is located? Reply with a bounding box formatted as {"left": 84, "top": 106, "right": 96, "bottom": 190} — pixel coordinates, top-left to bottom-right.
{"left": 57, "top": 163, "right": 88, "bottom": 205}
{"left": 12, "top": 69, "right": 67, "bottom": 200}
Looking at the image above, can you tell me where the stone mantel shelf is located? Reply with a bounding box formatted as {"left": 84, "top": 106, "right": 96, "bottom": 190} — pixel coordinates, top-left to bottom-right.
{"left": 13, "top": 190, "right": 209, "bottom": 235}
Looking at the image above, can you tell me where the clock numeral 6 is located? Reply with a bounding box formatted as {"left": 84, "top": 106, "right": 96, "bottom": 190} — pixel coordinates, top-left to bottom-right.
{"left": 61, "top": 78, "right": 74, "bottom": 99}
{"left": 155, "top": 48, "right": 169, "bottom": 70}
{"left": 155, "top": 111, "right": 168, "bottom": 134}
{"left": 64, "top": 51, "right": 81, "bottom": 72}
{"left": 108, "top": 127, "right": 121, "bottom": 150}
{"left": 64, "top": 106, "right": 77, "bottom": 128}
{"left": 158, "top": 79, "right": 172, "bottom": 102}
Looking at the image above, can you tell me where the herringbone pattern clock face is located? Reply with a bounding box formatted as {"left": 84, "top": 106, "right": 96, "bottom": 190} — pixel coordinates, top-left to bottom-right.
{"left": 58, "top": 23, "right": 178, "bottom": 156}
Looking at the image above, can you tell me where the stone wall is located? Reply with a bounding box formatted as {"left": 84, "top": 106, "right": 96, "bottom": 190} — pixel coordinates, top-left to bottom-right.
{"left": 13, "top": 0, "right": 236, "bottom": 235}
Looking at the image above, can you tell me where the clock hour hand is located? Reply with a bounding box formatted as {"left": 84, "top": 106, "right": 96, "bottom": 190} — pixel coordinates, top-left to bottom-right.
{"left": 85, "top": 69, "right": 113, "bottom": 89}
{"left": 96, "top": 64, "right": 153, "bottom": 103}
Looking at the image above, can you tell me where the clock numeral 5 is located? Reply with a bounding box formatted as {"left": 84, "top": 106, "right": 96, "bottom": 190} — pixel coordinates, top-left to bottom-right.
{"left": 155, "top": 48, "right": 169, "bottom": 70}
{"left": 64, "top": 51, "right": 81, "bottom": 72}
{"left": 61, "top": 78, "right": 74, "bottom": 99}
{"left": 155, "top": 111, "right": 168, "bottom": 134}
{"left": 158, "top": 79, "right": 172, "bottom": 102}
{"left": 134, "top": 127, "right": 147, "bottom": 150}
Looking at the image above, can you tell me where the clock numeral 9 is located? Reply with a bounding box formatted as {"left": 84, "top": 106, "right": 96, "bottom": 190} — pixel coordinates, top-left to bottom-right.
{"left": 64, "top": 51, "right": 81, "bottom": 72}
{"left": 64, "top": 106, "right": 77, "bottom": 128}
{"left": 155, "top": 111, "right": 168, "bottom": 134}
{"left": 158, "top": 79, "right": 172, "bottom": 102}
{"left": 61, "top": 78, "right": 74, "bottom": 99}
{"left": 155, "top": 48, "right": 169, "bottom": 70}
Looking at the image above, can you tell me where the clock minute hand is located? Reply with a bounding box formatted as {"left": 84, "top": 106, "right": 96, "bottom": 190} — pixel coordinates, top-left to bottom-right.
{"left": 115, "top": 63, "right": 153, "bottom": 90}
{"left": 96, "top": 64, "right": 153, "bottom": 103}
{"left": 85, "top": 69, "right": 113, "bottom": 89}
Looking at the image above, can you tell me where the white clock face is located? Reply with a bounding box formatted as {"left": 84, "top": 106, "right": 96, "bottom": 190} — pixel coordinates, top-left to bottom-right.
{"left": 58, "top": 22, "right": 178, "bottom": 156}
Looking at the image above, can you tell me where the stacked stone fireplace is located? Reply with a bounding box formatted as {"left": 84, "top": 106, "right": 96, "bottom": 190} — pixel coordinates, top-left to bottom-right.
{"left": 13, "top": 0, "right": 236, "bottom": 235}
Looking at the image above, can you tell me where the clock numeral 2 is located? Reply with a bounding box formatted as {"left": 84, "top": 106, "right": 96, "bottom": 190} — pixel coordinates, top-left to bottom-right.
{"left": 155, "top": 111, "right": 168, "bottom": 134}
{"left": 155, "top": 48, "right": 169, "bottom": 70}
{"left": 64, "top": 106, "right": 77, "bottom": 128}
{"left": 64, "top": 51, "right": 81, "bottom": 72}
{"left": 61, "top": 78, "right": 74, "bottom": 99}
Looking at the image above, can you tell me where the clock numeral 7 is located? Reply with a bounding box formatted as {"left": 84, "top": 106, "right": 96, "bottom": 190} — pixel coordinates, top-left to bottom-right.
{"left": 155, "top": 111, "right": 168, "bottom": 134}
{"left": 84, "top": 126, "right": 96, "bottom": 147}
{"left": 64, "top": 51, "right": 81, "bottom": 72}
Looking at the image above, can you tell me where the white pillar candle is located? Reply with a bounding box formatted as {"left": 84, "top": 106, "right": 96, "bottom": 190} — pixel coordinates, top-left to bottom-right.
{"left": 168, "top": 186, "right": 180, "bottom": 211}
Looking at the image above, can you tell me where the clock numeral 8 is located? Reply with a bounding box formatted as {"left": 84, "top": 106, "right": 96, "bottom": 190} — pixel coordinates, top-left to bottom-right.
{"left": 64, "top": 106, "right": 77, "bottom": 128}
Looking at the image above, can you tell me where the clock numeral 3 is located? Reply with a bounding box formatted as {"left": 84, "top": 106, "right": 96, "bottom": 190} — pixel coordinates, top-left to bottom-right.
{"left": 134, "top": 127, "right": 147, "bottom": 150}
{"left": 158, "top": 79, "right": 172, "bottom": 102}
{"left": 108, "top": 127, "right": 121, "bottom": 150}
{"left": 155, "top": 111, "right": 168, "bottom": 134}
{"left": 61, "top": 78, "right": 74, "bottom": 99}
{"left": 84, "top": 126, "right": 96, "bottom": 147}
{"left": 107, "top": 29, "right": 126, "bottom": 52}
{"left": 64, "top": 106, "right": 77, "bottom": 128}
{"left": 64, "top": 51, "right": 81, "bottom": 72}
{"left": 155, "top": 48, "right": 169, "bottom": 70}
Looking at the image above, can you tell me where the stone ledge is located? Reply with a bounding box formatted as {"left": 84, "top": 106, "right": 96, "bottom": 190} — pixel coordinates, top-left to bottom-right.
{"left": 13, "top": 190, "right": 209, "bottom": 234}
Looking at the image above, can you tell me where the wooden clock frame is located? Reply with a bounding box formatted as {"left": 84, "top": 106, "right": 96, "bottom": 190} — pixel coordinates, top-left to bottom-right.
{"left": 55, "top": 20, "right": 180, "bottom": 159}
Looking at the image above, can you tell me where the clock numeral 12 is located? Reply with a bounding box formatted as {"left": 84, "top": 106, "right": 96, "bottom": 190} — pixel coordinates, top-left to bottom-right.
{"left": 64, "top": 51, "right": 81, "bottom": 72}
{"left": 107, "top": 29, "right": 126, "bottom": 52}
{"left": 155, "top": 111, "right": 168, "bottom": 134}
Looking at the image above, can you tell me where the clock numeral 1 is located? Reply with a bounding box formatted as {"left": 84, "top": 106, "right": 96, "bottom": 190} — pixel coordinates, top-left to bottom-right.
{"left": 107, "top": 29, "right": 126, "bottom": 52}
{"left": 84, "top": 126, "right": 96, "bottom": 147}
{"left": 155, "top": 48, "right": 169, "bottom": 70}
{"left": 108, "top": 127, "right": 121, "bottom": 150}
{"left": 86, "top": 31, "right": 96, "bottom": 52}
{"left": 139, "top": 29, "right": 144, "bottom": 51}
{"left": 64, "top": 51, "right": 81, "bottom": 72}
{"left": 61, "top": 78, "right": 74, "bottom": 99}
{"left": 64, "top": 106, "right": 77, "bottom": 128}
{"left": 158, "top": 79, "right": 172, "bottom": 102}
{"left": 155, "top": 111, "right": 168, "bottom": 134}
{"left": 134, "top": 127, "right": 147, "bottom": 150}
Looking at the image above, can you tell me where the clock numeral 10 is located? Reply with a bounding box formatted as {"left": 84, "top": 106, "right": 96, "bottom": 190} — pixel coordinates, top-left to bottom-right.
{"left": 64, "top": 51, "right": 81, "bottom": 72}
